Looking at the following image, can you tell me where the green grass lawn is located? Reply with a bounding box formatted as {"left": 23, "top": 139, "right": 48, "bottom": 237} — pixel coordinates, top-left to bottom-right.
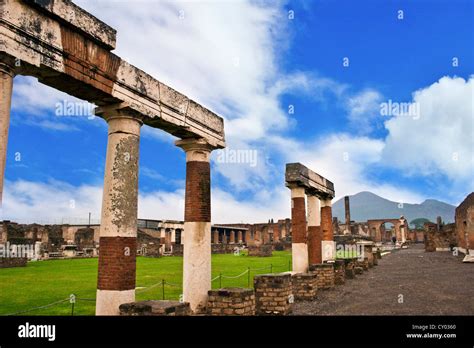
{"left": 0, "top": 250, "right": 291, "bottom": 316}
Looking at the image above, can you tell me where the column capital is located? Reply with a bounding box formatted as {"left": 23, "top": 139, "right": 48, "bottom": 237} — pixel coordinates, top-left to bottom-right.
{"left": 175, "top": 137, "right": 214, "bottom": 162}
{"left": 288, "top": 184, "right": 305, "bottom": 198}
{"left": 0, "top": 62, "right": 14, "bottom": 77}
{"left": 95, "top": 103, "right": 144, "bottom": 124}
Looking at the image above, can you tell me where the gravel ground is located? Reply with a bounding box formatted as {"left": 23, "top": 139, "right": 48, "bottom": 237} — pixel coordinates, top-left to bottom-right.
{"left": 292, "top": 244, "right": 474, "bottom": 315}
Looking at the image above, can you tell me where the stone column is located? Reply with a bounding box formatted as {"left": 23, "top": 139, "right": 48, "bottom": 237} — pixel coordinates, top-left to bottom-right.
{"left": 222, "top": 232, "right": 227, "bottom": 244}
{"left": 229, "top": 230, "right": 235, "bottom": 244}
{"left": 321, "top": 198, "right": 335, "bottom": 262}
{"left": 0, "top": 62, "right": 14, "bottom": 208}
{"left": 344, "top": 196, "right": 351, "bottom": 234}
{"left": 290, "top": 185, "right": 308, "bottom": 273}
{"left": 307, "top": 194, "right": 322, "bottom": 265}
{"left": 96, "top": 111, "right": 142, "bottom": 315}
{"left": 171, "top": 228, "right": 176, "bottom": 243}
{"left": 213, "top": 229, "right": 219, "bottom": 244}
{"left": 237, "top": 230, "right": 243, "bottom": 243}
{"left": 176, "top": 138, "right": 214, "bottom": 313}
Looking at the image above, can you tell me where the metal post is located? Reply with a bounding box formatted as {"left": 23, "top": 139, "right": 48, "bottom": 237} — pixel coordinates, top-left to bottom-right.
{"left": 162, "top": 279, "right": 165, "bottom": 300}
{"left": 270, "top": 264, "right": 273, "bottom": 273}
{"left": 247, "top": 267, "right": 250, "bottom": 287}
{"left": 219, "top": 273, "right": 222, "bottom": 288}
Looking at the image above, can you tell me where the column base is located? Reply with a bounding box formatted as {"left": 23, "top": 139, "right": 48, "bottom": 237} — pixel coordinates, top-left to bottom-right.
{"left": 96, "top": 289, "right": 135, "bottom": 315}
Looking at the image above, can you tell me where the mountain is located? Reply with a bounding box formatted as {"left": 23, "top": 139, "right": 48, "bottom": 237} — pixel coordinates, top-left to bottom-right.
{"left": 332, "top": 191, "right": 456, "bottom": 225}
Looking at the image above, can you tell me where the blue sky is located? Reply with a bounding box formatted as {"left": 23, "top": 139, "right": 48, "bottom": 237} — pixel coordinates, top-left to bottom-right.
{"left": 2, "top": 0, "right": 473, "bottom": 224}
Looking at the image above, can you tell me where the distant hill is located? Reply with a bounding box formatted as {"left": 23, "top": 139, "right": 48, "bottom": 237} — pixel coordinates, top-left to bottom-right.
{"left": 332, "top": 191, "right": 455, "bottom": 225}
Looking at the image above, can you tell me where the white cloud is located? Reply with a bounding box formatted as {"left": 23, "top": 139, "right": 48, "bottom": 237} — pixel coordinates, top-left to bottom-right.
{"left": 11, "top": 76, "right": 99, "bottom": 132}
{"left": 1, "top": 179, "right": 289, "bottom": 224}
{"left": 382, "top": 76, "right": 474, "bottom": 187}
{"left": 345, "top": 89, "right": 383, "bottom": 135}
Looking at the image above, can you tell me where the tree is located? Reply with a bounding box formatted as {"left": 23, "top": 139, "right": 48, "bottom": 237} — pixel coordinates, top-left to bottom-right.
{"left": 410, "top": 218, "right": 431, "bottom": 229}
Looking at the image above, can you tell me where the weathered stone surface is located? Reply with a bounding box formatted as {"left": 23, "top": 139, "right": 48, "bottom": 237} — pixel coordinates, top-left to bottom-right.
{"left": 254, "top": 274, "right": 292, "bottom": 315}
{"left": 309, "top": 264, "right": 335, "bottom": 289}
{"left": 285, "top": 163, "right": 335, "bottom": 199}
{"left": 207, "top": 288, "right": 255, "bottom": 316}
{"left": 0, "top": 257, "right": 27, "bottom": 268}
{"left": 119, "top": 300, "right": 190, "bottom": 316}
{"left": 248, "top": 244, "right": 272, "bottom": 257}
{"left": 0, "top": 0, "right": 225, "bottom": 148}
{"left": 291, "top": 273, "right": 317, "bottom": 300}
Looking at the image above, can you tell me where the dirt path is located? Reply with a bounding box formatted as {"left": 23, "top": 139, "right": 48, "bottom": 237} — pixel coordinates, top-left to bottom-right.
{"left": 292, "top": 244, "right": 474, "bottom": 315}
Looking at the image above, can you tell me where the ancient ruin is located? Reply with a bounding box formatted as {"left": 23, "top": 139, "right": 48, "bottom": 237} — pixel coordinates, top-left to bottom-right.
{"left": 0, "top": 0, "right": 225, "bottom": 314}
{"left": 285, "top": 162, "right": 335, "bottom": 271}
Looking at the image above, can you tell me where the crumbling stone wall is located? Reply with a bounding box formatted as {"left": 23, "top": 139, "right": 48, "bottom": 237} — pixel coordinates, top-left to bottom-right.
{"left": 254, "top": 273, "right": 292, "bottom": 315}
{"left": 291, "top": 273, "right": 317, "bottom": 300}
{"left": 207, "top": 288, "right": 255, "bottom": 316}
{"left": 0, "top": 257, "right": 27, "bottom": 268}
{"left": 455, "top": 192, "right": 474, "bottom": 254}
{"left": 119, "top": 301, "right": 190, "bottom": 316}
{"left": 248, "top": 244, "right": 272, "bottom": 257}
{"left": 424, "top": 222, "right": 456, "bottom": 252}
{"left": 309, "top": 264, "right": 335, "bottom": 289}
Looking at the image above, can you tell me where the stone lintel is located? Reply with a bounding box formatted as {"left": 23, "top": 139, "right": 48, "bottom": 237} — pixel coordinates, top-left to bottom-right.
{"left": 1, "top": 0, "right": 226, "bottom": 148}
{"left": 285, "top": 163, "right": 335, "bottom": 199}
{"left": 24, "top": 0, "right": 117, "bottom": 50}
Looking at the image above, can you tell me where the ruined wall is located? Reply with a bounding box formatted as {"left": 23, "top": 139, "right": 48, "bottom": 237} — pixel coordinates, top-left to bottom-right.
{"left": 424, "top": 222, "right": 456, "bottom": 252}
{"left": 455, "top": 192, "right": 474, "bottom": 254}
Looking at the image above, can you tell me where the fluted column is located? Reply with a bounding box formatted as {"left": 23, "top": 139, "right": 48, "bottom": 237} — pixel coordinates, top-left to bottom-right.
{"left": 307, "top": 194, "right": 322, "bottom": 265}
{"left": 0, "top": 62, "right": 14, "bottom": 208}
{"left": 176, "top": 138, "right": 214, "bottom": 313}
{"left": 290, "top": 185, "right": 308, "bottom": 272}
{"left": 95, "top": 109, "right": 142, "bottom": 315}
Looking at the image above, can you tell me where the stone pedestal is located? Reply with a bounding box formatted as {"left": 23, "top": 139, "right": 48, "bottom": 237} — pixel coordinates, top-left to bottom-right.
{"left": 309, "top": 264, "right": 335, "bottom": 289}
{"left": 248, "top": 244, "right": 272, "bottom": 257}
{"left": 119, "top": 300, "right": 190, "bottom": 316}
{"left": 207, "top": 288, "right": 255, "bottom": 316}
{"left": 254, "top": 274, "right": 292, "bottom": 315}
{"left": 291, "top": 273, "right": 318, "bottom": 301}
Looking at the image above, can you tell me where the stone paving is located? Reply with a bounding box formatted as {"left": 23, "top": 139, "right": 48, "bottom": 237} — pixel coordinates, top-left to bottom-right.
{"left": 293, "top": 244, "right": 474, "bottom": 315}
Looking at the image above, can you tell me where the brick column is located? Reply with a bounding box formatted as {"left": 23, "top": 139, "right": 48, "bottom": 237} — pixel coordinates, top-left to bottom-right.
{"left": 0, "top": 62, "right": 14, "bottom": 208}
{"left": 229, "top": 230, "right": 235, "bottom": 244}
{"left": 237, "top": 230, "right": 243, "bottom": 243}
{"left": 321, "top": 198, "right": 335, "bottom": 262}
{"left": 213, "top": 229, "right": 219, "bottom": 244}
{"left": 176, "top": 138, "right": 214, "bottom": 312}
{"left": 290, "top": 185, "right": 308, "bottom": 272}
{"left": 95, "top": 110, "right": 142, "bottom": 315}
{"left": 307, "top": 194, "right": 322, "bottom": 265}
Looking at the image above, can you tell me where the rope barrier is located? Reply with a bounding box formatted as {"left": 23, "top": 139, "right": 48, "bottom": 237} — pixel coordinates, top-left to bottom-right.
{"left": 6, "top": 261, "right": 290, "bottom": 314}
{"left": 6, "top": 298, "right": 70, "bottom": 316}
{"left": 221, "top": 269, "right": 249, "bottom": 279}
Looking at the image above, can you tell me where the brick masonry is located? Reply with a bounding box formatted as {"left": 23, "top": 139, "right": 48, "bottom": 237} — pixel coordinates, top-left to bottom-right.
{"left": 254, "top": 273, "right": 292, "bottom": 315}
{"left": 307, "top": 225, "right": 322, "bottom": 264}
{"left": 0, "top": 257, "right": 27, "bottom": 268}
{"left": 291, "top": 273, "right": 318, "bottom": 301}
{"left": 333, "top": 260, "right": 345, "bottom": 285}
{"left": 309, "top": 263, "right": 335, "bottom": 289}
{"left": 119, "top": 300, "right": 190, "bottom": 316}
{"left": 291, "top": 197, "right": 306, "bottom": 243}
{"left": 207, "top": 288, "right": 255, "bottom": 316}
{"left": 321, "top": 206, "right": 333, "bottom": 241}
{"left": 97, "top": 236, "right": 136, "bottom": 291}
{"left": 184, "top": 161, "right": 211, "bottom": 222}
